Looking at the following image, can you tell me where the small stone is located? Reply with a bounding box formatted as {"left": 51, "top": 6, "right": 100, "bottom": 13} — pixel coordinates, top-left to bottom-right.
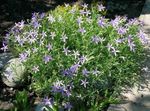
{"left": 1, "top": 58, "right": 26, "bottom": 87}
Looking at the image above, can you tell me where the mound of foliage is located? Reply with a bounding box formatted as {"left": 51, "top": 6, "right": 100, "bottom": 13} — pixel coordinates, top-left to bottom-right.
{"left": 2, "top": 3, "right": 147, "bottom": 111}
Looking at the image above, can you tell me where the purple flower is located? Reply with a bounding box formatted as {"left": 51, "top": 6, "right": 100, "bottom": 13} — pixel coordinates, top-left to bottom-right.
{"left": 33, "top": 21, "right": 41, "bottom": 29}
{"left": 117, "top": 27, "right": 127, "bottom": 35}
{"left": 43, "top": 55, "right": 52, "bottom": 64}
{"left": 15, "top": 20, "right": 25, "bottom": 30}
{"left": 82, "top": 3, "right": 88, "bottom": 9}
{"left": 84, "top": 10, "right": 91, "bottom": 16}
{"left": 51, "top": 80, "right": 65, "bottom": 93}
{"left": 46, "top": 44, "right": 52, "bottom": 51}
{"left": 50, "top": 32, "right": 56, "bottom": 40}
{"left": 98, "top": 17, "right": 106, "bottom": 28}
{"left": 82, "top": 68, "right": 89, "bottom": 76}
{"left": 98, "top": 4, "right": 105, "bottom": 11}
{"left": 1, "top": 43, "right": 8, "bottom": 52}
{"left": 115, "top": 38, "right": 125, "bottom": 44}
{"left": 73, "top": 50, "right": 80, "bottom": 59}
{"left": 19, "top": 52, "right": 28, "bottom": 62}
{"left": 41, "top": 31, "right": 47, "bottom": 38}
{"left": 93, "top": 68, "right": 100, "bottom": 76}
{"left": 42, "top": 97, "right": 53, "bottom": 108}
{"left": 40, "top": 13, "right": 45, "bottom": 19}
{"left": 69, "top": 63, "right": 80, "bottom": 74}
{"left": 111, "top": 47, "right": 120, "bottom": 56}
{"left": 91, "top": 36, "right": 100, "bottom": 44}
{"left": 61, "top": 33, "right": 68, "bottom": 43}
{"left": 77, "top": 16, "right": 83, "bottom": 25}
{"left": 32, "top": 66, "right": 39, "bottom": 73}
{"left": 63, "top": 47, "right": 71, "bottom": 55}
{"left": 79, "top": 55, "right": 88, "bottom": 64}
{"left": 81, "top": 79, "right": 89, "bottom": 88}
{"left": 106, "top": 43, "right": 114, "bottom": 51}
{"left": 78, "top": 28, "right": 86, "bottom": 35}
{"left": 64, "top": 102, "right": 72, "bottom": 111}
{"left": 138, "top": 30, "right": 148, "bottom": 44}
{"left": 127, "top": 35, "right": 135, "bottom": 52}
{"left": 47, "top": 14, "right": 55, "bottom": 23}
{"left": 32, "top": 47, "right": 38, "bottom": 53}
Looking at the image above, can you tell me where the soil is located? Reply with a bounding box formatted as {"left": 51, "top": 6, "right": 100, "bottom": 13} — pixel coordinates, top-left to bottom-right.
{"left": 0, "top": 0, "right": 146, "bottom": 110}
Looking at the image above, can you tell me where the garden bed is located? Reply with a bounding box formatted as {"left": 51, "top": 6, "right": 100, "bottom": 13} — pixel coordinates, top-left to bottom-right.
{"left": 1, "top": 2, "right": 146, "bottom": 110}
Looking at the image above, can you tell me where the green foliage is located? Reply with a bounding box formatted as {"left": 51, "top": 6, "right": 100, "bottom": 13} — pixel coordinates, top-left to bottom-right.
{"left": 6, "top": 3, "right": 145, "bottom": 111}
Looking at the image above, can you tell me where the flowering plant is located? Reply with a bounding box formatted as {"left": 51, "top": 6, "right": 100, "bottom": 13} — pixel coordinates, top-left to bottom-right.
{"left": 3, "top": 3, "right": 146, "bottom": 111}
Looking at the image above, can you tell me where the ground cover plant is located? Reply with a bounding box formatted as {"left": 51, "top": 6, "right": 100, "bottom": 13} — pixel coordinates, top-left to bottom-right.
{"left": 2, "top": 2, "right": 147, "bottom": 111}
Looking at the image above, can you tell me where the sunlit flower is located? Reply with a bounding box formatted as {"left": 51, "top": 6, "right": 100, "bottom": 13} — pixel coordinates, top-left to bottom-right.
{"left": 43, "top": 55, "right": 52, "bottom": 64}
{"left": 81, "top": 79, "right": 89, "bottom": 88}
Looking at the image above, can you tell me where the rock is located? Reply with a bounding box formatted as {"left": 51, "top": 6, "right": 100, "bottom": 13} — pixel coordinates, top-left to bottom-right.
{"left": 1, "top": 58, "right": 26, "bottom": 87}
{"left": 0, "top": 53, "right": 13, "bottom": 69}
{"left": 0, "top": 100, "right": 14, "bottom": 110}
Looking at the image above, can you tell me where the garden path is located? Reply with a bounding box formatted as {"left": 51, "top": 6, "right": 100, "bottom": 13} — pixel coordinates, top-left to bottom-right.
{"left": 107, "top": 0, "right": 150, "bottom": 111}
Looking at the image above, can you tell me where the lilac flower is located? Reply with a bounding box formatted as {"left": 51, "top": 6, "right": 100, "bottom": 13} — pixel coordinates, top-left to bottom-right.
{"left": 99, "top": 37, "right": 105, "bottom": 44}
{"left": 69, "top": 8, "right": 76, "bottom": 14}
{"left": 84, "top": 10, "right": 91, "bottom": 16}
{"left": 33, "top": 21, "right": 41, "bottom": 29}
{"left": 19, "top": 52, "right": 28, "bottom": 62}
{"left": 39, "top": 13, "right": 45, "bottom": 19}
{"left": 78, "top": 28, "right": 86, "bottom": 35}
{"left": 98, "top": 17, "right": 106, "bottom": 28}
{"left": 127, "top": 35, "right": 135, "bottom": 52}
{"left": 25, "top": 49, "right": 31, "bottom": 56}
{"left": 69, "top": 63, "right": 80, "bottom": 74}
{"left": 41, "top": 31, "right": 47, "bottom": 38}
{"left": 32, "top": 47, "right": 38, "bottom": 53}
{"left": 64, "top": 102, "right": 72, "bottom": 111}
{"left": 61, "top": 33, "right": 68, "bottom": 43}
{"left": 82, "top": 68, "right": 89, "bottom": 76}
{"left": 15, "top": 20, "right": 25, "bottom": 30}
{"left": 46, "top": 44, "right": 52, "bottom": 51}
{"left": 82, "top": 3, "right": 88, "bottom": 9}
{"left": 111, "top": 47, "right": 120, "bottom": 56}
{"left": 63, "top": 47, "right": 71, "bottom": 55}
{"left": 50, "top": 32, "right": 56, "bottom": 40}
{"left": 47, "top": 14, "right": 55, "bottom": 23}
{"left": 29, "top": 37, "right": 36, "bottom": 44}
{"left": 62, "top": 88, "right": 72, "bottom": 97}
{"left": 106, "top": 43, "right": 114, "bottom": 51}
{"left": 43, "top": 55, "right": 52, "bottom": 64}
{"left": 86, "top": 17, "right": 92, "bottom": 24}
{"left": 80, "top": 10, "right": 86, "bottom": 15}
{"left": 115, "top": 38, "right": 125, "bottom": 45}
{"left": 92, "top": 68, "right": 100, "bottom": 76}
{"left": 79, "top": 55, "right": 88, "bottom": 64}
{"left": 91, "top": 36, "right": 100, "bottom": 44}
{"left": 65, "top": 3, "right": 69, "bottom": 7}
{"left": 128, "top": 41, "right": 136, "bottom": 52}
{"left": 1, "top": 43, "right": 8, "bottom": 52}
{"left": 117, "top": 27, "right": 127, "bottom": 35}
{"left": 51, "top": 80, "right": 64, "bottom": 93}
{"left": 98, "top": 4, "right": 105, "bottom": 11}
{"left": 32, "top": 66, "right": 39, "bottom": 73}
{"left": 77, "top": 16, "right": 83, "bottom": 25}
{"left": 72, "top": 50, "right": 80, "bottom": 59}
{"left": 138, "top": 30, "right": 148, "bottom": 44}
{"left": 81, "top": 79, "right": 89, "bottom": 88}
{"left": 42, "top": 97, "right": 53, "bottom": 109}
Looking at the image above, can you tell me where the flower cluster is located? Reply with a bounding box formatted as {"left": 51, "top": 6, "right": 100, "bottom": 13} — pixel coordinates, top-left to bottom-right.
{"left": 5, "top": 3, "right": 145, "bottom": 111}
